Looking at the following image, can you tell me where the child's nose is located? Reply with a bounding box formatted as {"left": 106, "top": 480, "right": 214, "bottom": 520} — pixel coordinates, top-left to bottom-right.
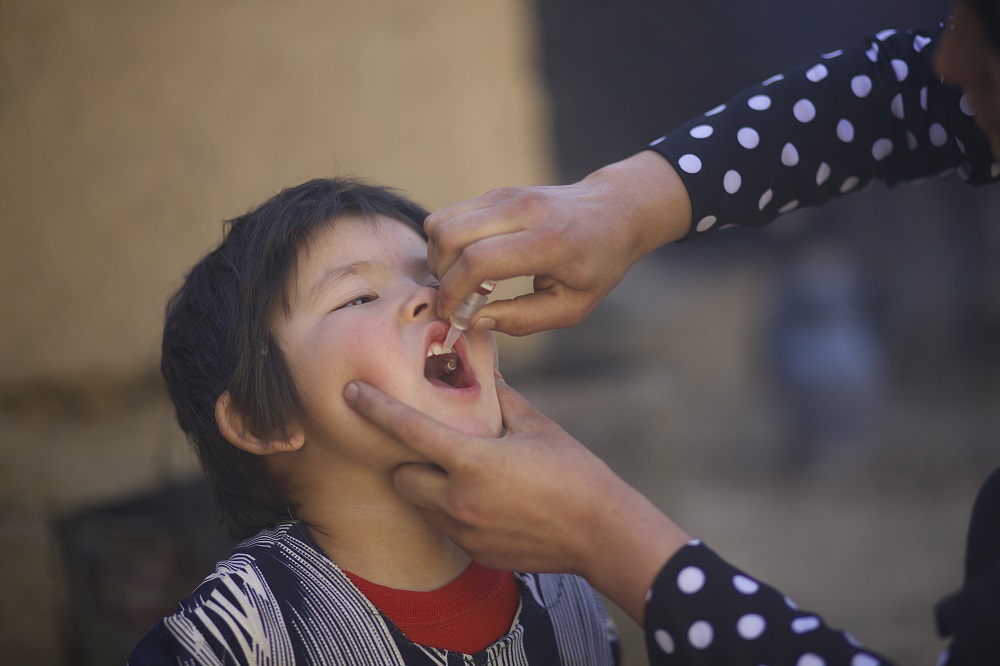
{"left": 401, "top": 285, "right": 439, "bottom": 321}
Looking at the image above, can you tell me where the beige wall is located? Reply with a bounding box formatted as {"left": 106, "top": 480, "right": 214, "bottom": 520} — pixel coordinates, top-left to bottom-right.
{"left": 0, "top": 0, "right": 552, "bottom": 390}
{"left": 0, "top": 1, "right": 552, "bottom": 661}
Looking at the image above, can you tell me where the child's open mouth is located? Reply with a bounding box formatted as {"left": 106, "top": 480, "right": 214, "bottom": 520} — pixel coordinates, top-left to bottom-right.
{"left": 424, "top": 342, "right": 473, "bottom": 389}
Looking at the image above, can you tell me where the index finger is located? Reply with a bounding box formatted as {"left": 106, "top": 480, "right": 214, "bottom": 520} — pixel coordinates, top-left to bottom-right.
{"left": 344, "top": 381, "right": 474, "bottom": 468}
{"left": 424, "top": 196, "right": 494, "bottom": 238}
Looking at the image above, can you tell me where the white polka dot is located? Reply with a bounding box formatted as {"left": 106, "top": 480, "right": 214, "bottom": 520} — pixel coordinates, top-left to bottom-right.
{"left": 852, "top": 654, "right": 880, "bottom": 666}
{"left": 840, "top": 176, "right": 860, "bottom": 193}
{"left": 696, "top": 215, "right": 717, "bottom": 232}
{"left": 914, "top": 35, "right": 932, "bottom": 52}
{"left": 778, "top": 200, "right": 799, "bottom": 214}
{"left": 929, "top": 123, "right": 948, "bottom": 147}
{"left": 991, "top": 163, "right": 1000, "bottom": 178}
{"left": 677, "top": 566, "right": 706, "bottom": 593}
{"left": 891, "top": 59, "right": 909, "bottom": 82}
{"left": 758, "top": 189, "right": 773, "bottom": 211}
{"left": 907, "top": 131, "right": 918, "bottom": 150}
{"left": 792, "top": 616, "right": 822, "bottom": 634}
{"left": 821, "top": 49, "right": 843, "bottom": 59}
{"left": 736, "top": 614, "right": 766, "bottom": 639}
{"left": 738, "top": 127, "right": 760, "bottom": 149}
{"left": 686, "top": 538, "right": 702, "bottom": 546}
{"left": 865, "top": 43, "right": 879, "bottom": 62}
{"left": 763, "top": 73, "right": 784, "bottom": 86}
{"left": 724, "top": 170, "right": 742, "bottom": 194}
{"left": 654, "top": 629, "right": 675, "bottom": 654}
{"left": 956, "top": 137, "right": 966, "bottom": 154}
{"left": 837, "top": 118, "right": 855, "bottom": 142}
{"left": 748, "top": 94, "right": 771, "bottom": 111}
{"left": 733, "top": 574, "right": 760, "bottom": 594}
{"left": 876, "top": 28, "right": 897, "bottom": 41}
{"left": 678, "top": 154, "right": 703, "bottom": 173}
{"left": 959, "top": 94, "right": 975, "bottom": 116}
{"left": 937, "top": 647, "right": 951, "bottom": 666}
{"left": 816, "top": 162, "right": 831, "bottom": 185}
{"left": 798, "top": 654, "right": 826, "bottom": 666}
{"left": 690, "top": 124, "right": 714, "bottom": 139}
{"left": 649, "top": 136, "right": 666, "bottom": 146}
{"left": 793, "top": 99, "right": 816, "bottom": 123}
{"left": 705, "top": 103, "right": 726, "bottom": 116}
{"left": 785, "top": 596, "right": 798, "bottom": 610}
{"left": 781, "top": 142, "right": 799, "bottom": 166}
{"left": 920, "top": 87, "right": 928, "bottom": 110}
{"left": 806, "top": 64, "right": 828, "bottom": 82}
{"left": 851, "top": 75, "right": 873, "bottom": 98}
{"left": 845, "top": 632, "right": 862, "bottom": 648}
{"left": 872, "top": 138, "right": 893, "bottom": 161}
{"left": 890, "top": 94, "right": 904, "bottom": 119}
{"left": 645, "top": 587, "right": 653, "bottom": 602}
{"left": 688, "top": 621, "right": 714, "bottom": 649}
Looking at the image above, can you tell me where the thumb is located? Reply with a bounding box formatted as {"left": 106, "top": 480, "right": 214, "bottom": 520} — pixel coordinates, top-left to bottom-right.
{"left": 474, "top": 290, "right": 584, "bottom": 337}
{"left": 495, "top": 378, "right": 549, "bottom": 436}
{"left": 393, "top": 462, "right": 451, "bottom": 512}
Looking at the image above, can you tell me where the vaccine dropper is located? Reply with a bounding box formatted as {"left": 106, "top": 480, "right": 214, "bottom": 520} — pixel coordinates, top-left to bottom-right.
{"left": 443, "top": 279, "right": 497, "bottom": 350}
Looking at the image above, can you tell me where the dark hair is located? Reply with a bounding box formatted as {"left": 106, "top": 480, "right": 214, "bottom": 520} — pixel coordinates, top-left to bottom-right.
{"left": 162, "top": 178, "right": 429, "bottom": 542}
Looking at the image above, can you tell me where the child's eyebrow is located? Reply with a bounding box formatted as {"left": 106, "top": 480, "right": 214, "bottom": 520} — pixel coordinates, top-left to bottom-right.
{"left": 305, "top": 255, "right": 432, "bottom": 306}
{"left": 306, "top": 259, "right": 376, "bottom": 305}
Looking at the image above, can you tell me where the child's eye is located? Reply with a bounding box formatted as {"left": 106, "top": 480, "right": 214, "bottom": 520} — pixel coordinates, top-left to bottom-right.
{"left": 336, "top": 294, "right": 376, "bottom": 310}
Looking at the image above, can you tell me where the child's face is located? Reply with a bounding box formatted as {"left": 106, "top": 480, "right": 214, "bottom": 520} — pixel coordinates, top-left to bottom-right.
{"left": 273, "top": 214, "right": 502, "bottom": 466}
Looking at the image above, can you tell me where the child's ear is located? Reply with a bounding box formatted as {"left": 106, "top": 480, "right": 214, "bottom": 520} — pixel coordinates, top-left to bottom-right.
{"left": 215, "top": 391, "right": 305, "bottom": 456}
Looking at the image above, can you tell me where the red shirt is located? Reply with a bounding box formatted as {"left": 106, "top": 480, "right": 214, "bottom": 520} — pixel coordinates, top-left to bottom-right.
{"left": 343, "top": 563, "right": 520, "bottom": 654}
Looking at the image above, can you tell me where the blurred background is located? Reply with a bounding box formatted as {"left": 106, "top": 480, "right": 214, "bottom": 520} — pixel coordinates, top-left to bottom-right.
{"left": 2, "top": 0, "right": 998, "bottom": 664}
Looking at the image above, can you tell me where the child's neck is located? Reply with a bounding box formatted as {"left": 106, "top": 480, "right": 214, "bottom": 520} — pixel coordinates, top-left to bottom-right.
{"left": 293, "top": 461, "right": 472, "bottom": 592}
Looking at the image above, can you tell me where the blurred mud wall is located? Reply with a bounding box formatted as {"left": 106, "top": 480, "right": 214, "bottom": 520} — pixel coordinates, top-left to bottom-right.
{"left": 0, "top": 1, "right": 552, "bottom": 662}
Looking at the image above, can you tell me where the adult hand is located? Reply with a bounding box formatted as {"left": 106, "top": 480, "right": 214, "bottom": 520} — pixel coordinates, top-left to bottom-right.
{"left": 426, "top": 150, "right": 692, "bottom": 337}
{"left": 344, "top": 376, "right": 690, "bottom": 624}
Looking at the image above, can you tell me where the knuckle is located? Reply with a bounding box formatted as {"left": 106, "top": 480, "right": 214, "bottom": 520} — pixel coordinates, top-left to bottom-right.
{"left": 463, "top": 239, "right": 488, "bottom": 263}
{"left": 483, "top": 186, "right": 521, "bottom": 202}
{"left": 449, "top": 496, "right": 479, "bottom": 525}
{"left": 432, "top": 221, "right": 460, "bottom": 254}
{"left": 423, "top": 211, "right": 441, "bottom": 234}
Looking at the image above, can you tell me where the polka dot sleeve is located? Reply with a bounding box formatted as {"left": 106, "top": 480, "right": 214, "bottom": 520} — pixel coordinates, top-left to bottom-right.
{"left": 647, "top": 26, "right": 999, "bottom": 238}
{"left": 644, "top": 541, "right": 894, "bottom": 666}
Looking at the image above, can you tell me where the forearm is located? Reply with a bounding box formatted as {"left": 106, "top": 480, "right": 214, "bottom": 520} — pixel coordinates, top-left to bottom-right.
{"left": 577, "top": 477, "right": 690, "bottom": 625}
{"left": 648, "top": 26, "right": 997, "bottom": 240}
{"left": 643, "top": 543, "right": 896, "bottom": 665}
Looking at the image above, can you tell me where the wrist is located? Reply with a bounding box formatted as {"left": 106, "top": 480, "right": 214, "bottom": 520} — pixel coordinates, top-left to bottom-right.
{"left": 577, "top": 477, "right": 690, "bottom": 625}
{"left": 586, "top": 150, "right": 693, "bottom": 264}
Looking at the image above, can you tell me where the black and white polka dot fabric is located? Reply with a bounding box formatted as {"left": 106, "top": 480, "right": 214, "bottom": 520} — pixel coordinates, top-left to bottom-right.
{"left": 648, "top": 26, "right": 999, "bottom": 238}
{"left": 644, "top": 541, "right": 891, "bottom": 666}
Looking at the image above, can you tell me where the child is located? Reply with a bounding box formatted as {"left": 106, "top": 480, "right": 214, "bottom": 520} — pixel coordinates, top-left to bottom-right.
{"left": 130, "top": 178, "right": 620, "bottom": 665}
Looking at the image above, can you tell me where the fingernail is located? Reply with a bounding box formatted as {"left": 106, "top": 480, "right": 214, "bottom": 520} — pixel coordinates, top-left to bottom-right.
{"left": 472, "top": 317, "right": 496, "bottom": 331}
{"left": 344, "top": 382, "right": 359, "bottom": 403}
